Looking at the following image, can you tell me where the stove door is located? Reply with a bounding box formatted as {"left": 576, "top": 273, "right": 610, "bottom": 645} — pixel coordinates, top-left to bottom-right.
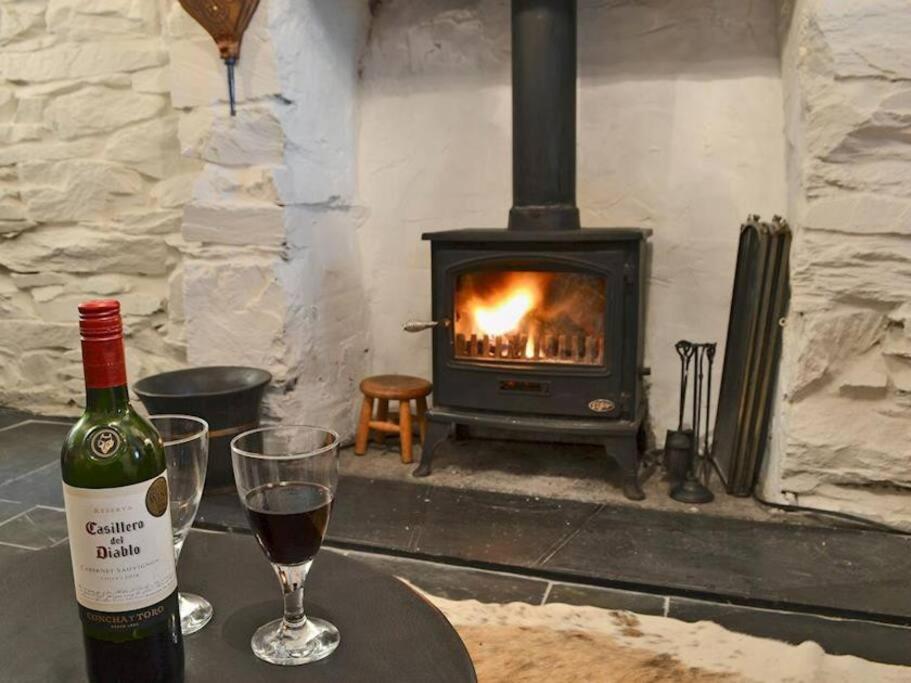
{"left": 431, "top": 246, "right": 638, "bottom": 420}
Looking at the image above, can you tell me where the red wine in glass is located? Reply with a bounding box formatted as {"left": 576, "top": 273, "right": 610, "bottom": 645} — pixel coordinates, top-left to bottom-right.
{"left": 244, "top": 482, "right": 332, "bottom": 565}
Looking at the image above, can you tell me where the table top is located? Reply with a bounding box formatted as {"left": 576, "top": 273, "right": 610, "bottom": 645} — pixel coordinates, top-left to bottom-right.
{"left": 0, "top": 530, "right": 477, "bottom": 683}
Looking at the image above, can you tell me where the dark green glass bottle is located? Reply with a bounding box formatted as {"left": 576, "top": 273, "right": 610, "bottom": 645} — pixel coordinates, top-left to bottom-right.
{"left": 61, "top": 300, "right": 184, "bottom": 683}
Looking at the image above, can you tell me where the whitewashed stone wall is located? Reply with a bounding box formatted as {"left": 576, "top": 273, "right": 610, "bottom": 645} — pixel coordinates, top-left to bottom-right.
{"left": 0, "top": 0, "right": 195, "bottom": 413}
{"left": 760, "top": 0, "right": 911, "bottom": 527}
{"left": 358, "top": 0, "right": 787, "bottom": 441}
{"left": 165, "top": 0, "right": 370, "bottom": 434}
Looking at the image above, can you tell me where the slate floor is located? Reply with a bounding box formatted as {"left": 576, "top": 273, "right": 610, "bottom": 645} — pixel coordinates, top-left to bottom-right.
{"left": 2, "top": 410, "right": 910, "bottom": 665}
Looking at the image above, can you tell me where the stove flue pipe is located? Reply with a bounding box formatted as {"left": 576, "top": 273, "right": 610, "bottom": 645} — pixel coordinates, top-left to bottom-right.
{"left": 508, "top": 0, "right": 580, "bottom": 231}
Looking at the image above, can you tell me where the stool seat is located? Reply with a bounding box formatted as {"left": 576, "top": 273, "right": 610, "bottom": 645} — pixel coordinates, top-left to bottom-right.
{"left": 360, "top": 375, "right": 432, "bottom": 401}
{"left": 355, "top": 375, "right": 432, "bottom": 465}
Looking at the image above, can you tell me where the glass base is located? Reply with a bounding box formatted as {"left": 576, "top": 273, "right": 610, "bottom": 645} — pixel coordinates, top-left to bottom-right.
{"left": 251, "top": 616, "right": 340, "bottom": 666}
{"left": 179, "top": 591, "right": 213, "bottom": 636}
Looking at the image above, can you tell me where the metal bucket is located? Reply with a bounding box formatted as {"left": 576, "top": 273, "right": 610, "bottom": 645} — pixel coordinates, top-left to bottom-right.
{"left": 134, "top": 366, "right": 271, "bottom": 495}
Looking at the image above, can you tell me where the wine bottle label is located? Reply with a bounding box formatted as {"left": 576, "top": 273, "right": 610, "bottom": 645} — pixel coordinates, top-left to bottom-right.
{"left": 63, "top": 474, "right": 178, "bottom": 618}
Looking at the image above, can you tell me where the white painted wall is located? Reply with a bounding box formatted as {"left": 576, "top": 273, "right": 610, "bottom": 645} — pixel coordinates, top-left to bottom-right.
{"left": 357, "top": 0, "right": 788, "bottom": 442}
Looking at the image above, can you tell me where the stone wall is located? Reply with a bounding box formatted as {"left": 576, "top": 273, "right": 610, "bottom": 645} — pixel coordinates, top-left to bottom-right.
{"left": 760, "top": 0, "right": 911, "bottom": 527}
{"left": 0, "top": 0, "right": 195, "bottom": 413}
{"left": 358, "top": 0, "right": 787, "bottom": 439}
{"left": 166, "top": 0, "right": 370, "bottom": 434}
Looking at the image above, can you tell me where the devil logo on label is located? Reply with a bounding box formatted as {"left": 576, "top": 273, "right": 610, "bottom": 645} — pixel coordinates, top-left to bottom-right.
{"left": 89, "top": 429, "right": 121, "bottom": 458}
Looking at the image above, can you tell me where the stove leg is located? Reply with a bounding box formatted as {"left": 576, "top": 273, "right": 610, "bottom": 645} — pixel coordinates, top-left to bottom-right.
{"left": 605, "top": 438, "right": 645, "bottom": 501}
{"left": 413, "top": 419, "right": 449, "bottom": 478}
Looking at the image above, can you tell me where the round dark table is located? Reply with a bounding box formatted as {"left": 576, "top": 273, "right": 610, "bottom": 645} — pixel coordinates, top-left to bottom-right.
{"left": 0, "top": 530, "right": 477, "bottom": 682}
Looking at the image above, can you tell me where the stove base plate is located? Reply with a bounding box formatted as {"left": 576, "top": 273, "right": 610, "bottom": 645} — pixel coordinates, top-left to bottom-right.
{"left": 413, "top": 406, "right": 645, "bottom": 501}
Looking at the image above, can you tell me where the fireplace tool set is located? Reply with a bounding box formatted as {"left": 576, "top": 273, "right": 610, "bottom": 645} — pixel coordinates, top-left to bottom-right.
{"left": 665, "top": 340, "right": 716, "bottom": 504}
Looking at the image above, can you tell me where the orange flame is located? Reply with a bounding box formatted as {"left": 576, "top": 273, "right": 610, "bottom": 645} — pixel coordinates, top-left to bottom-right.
{"left": 472, "top": 288, "right": 536, "bottom": 336}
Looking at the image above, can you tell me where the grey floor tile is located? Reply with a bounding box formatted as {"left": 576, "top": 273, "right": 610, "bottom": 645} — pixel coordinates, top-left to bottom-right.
{"left": 0, "top": 421, "right": 70, "bottom": 485}
{"left": 0, "top": 499, "right": 27, "bottom": 525}
{"left": 0, "top": 462, "right": 64, "bottom": 509}
{"left": 0, "top": 510, "right": 60, "bottom": 550}
{"left": 23, "top": 506, "right": 68, "bottom": 545}
{"left": 0, "top": 409, "right": 34, "bottom": 430}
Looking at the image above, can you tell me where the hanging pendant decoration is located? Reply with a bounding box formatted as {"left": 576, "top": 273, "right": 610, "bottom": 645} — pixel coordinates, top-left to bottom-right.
{"left": 177, "top": 0, "right": 261, "bottom": 116}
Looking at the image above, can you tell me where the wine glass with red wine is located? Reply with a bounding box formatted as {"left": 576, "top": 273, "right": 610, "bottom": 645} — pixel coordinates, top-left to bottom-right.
{"left": 231, "top": 426, "right": 340, "bottom": 666}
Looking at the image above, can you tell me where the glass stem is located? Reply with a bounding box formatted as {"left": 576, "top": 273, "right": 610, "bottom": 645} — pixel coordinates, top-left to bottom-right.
{"left": 173, "top": 537, "right": 185, "bottom": 566}
{"left": 275, "top": 560, "right": 313, "bottom": 630}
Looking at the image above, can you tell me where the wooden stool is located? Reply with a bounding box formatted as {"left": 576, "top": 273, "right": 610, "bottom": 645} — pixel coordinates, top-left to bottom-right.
{"left": 355, "top": 375, "right": 432, "bottom": 464}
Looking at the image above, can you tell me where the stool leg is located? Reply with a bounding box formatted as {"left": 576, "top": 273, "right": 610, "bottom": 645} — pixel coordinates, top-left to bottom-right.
{"left": 399, "top": 401, "right": 413, "bottom": 464}
{"left": 355, "top": 396, "right": 374, "bottom": 455}
{"left": 415, "top": 397, "right": 428, "bottom": 445}
{"left": 374, "top": 399, "right": 389, "bottom": 446}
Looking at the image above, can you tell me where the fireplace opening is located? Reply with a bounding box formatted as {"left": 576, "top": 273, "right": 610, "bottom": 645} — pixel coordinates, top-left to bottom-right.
{"left": 453, "top": 269, "right": 606, "bottom": 366}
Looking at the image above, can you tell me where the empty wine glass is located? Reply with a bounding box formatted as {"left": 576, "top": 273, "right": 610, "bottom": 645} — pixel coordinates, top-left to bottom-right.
{"left": 231, "top": 426, "right": 340, "bottom": 666}
{"left": 150, "top": 414, "right": 212, "bottom": 636}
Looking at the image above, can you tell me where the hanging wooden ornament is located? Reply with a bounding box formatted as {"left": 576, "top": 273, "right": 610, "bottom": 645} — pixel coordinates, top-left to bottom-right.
{"left": 177, "top": 0, "right": 261, "bottom": 115}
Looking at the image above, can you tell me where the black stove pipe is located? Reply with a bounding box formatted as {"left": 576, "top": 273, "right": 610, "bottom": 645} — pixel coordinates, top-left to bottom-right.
{"left": 508, "top": 0, "right": 580, "bottom": 231}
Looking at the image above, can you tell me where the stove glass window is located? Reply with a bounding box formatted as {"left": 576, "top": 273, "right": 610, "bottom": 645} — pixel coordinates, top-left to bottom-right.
{"left": 453, "top": 269, "right": 606, "bottom": 365}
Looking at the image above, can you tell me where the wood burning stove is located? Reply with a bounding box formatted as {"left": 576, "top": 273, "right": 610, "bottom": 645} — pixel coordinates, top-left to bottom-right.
{"left": 406, "top": 0, "right": 651, "bottom": 500}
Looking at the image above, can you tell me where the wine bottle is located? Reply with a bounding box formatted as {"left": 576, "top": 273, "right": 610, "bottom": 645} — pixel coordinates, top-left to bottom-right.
{"left": 61, "top": 300, "right": 184, "bottom": 683}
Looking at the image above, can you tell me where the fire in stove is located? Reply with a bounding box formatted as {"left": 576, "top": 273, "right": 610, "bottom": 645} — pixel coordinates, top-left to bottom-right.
{"left": 453, "top": 270, "right": 606, "bottom": 365}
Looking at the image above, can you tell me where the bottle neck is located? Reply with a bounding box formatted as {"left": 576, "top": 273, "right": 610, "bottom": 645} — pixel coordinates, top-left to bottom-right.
{"left": 81, "top": 335, "right": 129, "bottom": 413}
{"left": 85, "top": 385, "right": 130, "bottom": 413}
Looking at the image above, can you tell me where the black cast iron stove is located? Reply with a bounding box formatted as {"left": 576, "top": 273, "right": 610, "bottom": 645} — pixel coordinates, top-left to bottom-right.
{"left": 407, "top": 0, "right": 651, "bottom": 500}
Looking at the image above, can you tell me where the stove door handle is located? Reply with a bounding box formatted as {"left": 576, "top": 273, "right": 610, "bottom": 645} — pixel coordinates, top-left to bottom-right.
{"left": 403, "top": 319, "right": 450, "bottom": 333}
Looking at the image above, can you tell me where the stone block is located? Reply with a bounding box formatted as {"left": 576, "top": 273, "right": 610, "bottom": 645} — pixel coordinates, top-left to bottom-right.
{"left": 838, "top": 351, "right": 889, "bottom": 396}
{"left": 804, "top": 195, "right": 911, "bottom": 236}
{"left": 0, "top": 3, "right": 45, "bottom": 45}
{"left": 116, "top": 210, "right": 183, "bottom": 235}
{"left": 0, "top": 226, "right": 174, "bottom": 275}
{"left": 0, "top": 138, "right": 99, "bottom": 166}
{"left": 177, "top": 106, "right": 283, "bottom": 166}
{"left": 184, "top": 256, "right": 285, "bottom": 370}
{"left": 816, "top": 0, "right": 911, "bottom": 80}
{"left": 10, "top": 272, "right": 67, "bottom": 288}
{"left": 131, "top": 67, "right": 169, "bottom": 94}
{"left": 46, "top": 0, "right": 158, "bottom": 40}
{"left": 0, "top": 124, "right": 45, "bottom": 143}
{"left": 0, "top": 320, "right": 73, "bottom": 351}
{"left": 15, "top": 98, "right": 46, "bottom": 124}
{"left": 182, "top": 201, "right": 284, "bottom": 246}
{"left": 0, "top": 41, "right": 166, "bottom": 82}
{"left": 791, "top": 230, "right": 911, "bottom": 307}
{"left": 19, "top": 160, "right": 145, "bottom": 222}
{"left": 104, "top": 117, "right": 181, "bottom": 179}
{"left": 788, "top": 309, "right": 887, "bottom": 398}
{"left": 780, "top": 393, "right": 911, "bottom": 487}
{"left": 30, "top": 285, "right": 65, "bottom": 303}
{"left": 151, "top": 175, "right": 197, "bottom": 209}
{"left": 190, "top": 165, "right": 279, "bottom": 204}
{"left": 45, "top": 86, "right": 166, "bottom": 140}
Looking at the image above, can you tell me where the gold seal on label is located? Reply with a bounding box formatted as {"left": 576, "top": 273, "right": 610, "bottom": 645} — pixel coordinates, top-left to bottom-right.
{"left": 145, "top": 477, "right": 169, "bottom": 517}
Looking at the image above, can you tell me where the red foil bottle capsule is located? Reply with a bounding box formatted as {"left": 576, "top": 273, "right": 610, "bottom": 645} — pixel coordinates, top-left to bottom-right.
{"left": 78, "top": 299, "right": 127, "bottom": 390}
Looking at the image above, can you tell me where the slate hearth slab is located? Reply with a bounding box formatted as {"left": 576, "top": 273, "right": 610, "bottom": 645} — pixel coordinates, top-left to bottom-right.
{"left": 344, "top": 549, "right": 549, "bottom": 605}
{"left": 331, "top": 476, "right": 432, "bottom": 551}
{"left": 545, "top": 582, "right": 667, "bottom": 616}
{"left": 542, "top": 503, "right": 911, "bottom": 620}
{"left": 412, "top": 485, "right": 599, "bottom": 567}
